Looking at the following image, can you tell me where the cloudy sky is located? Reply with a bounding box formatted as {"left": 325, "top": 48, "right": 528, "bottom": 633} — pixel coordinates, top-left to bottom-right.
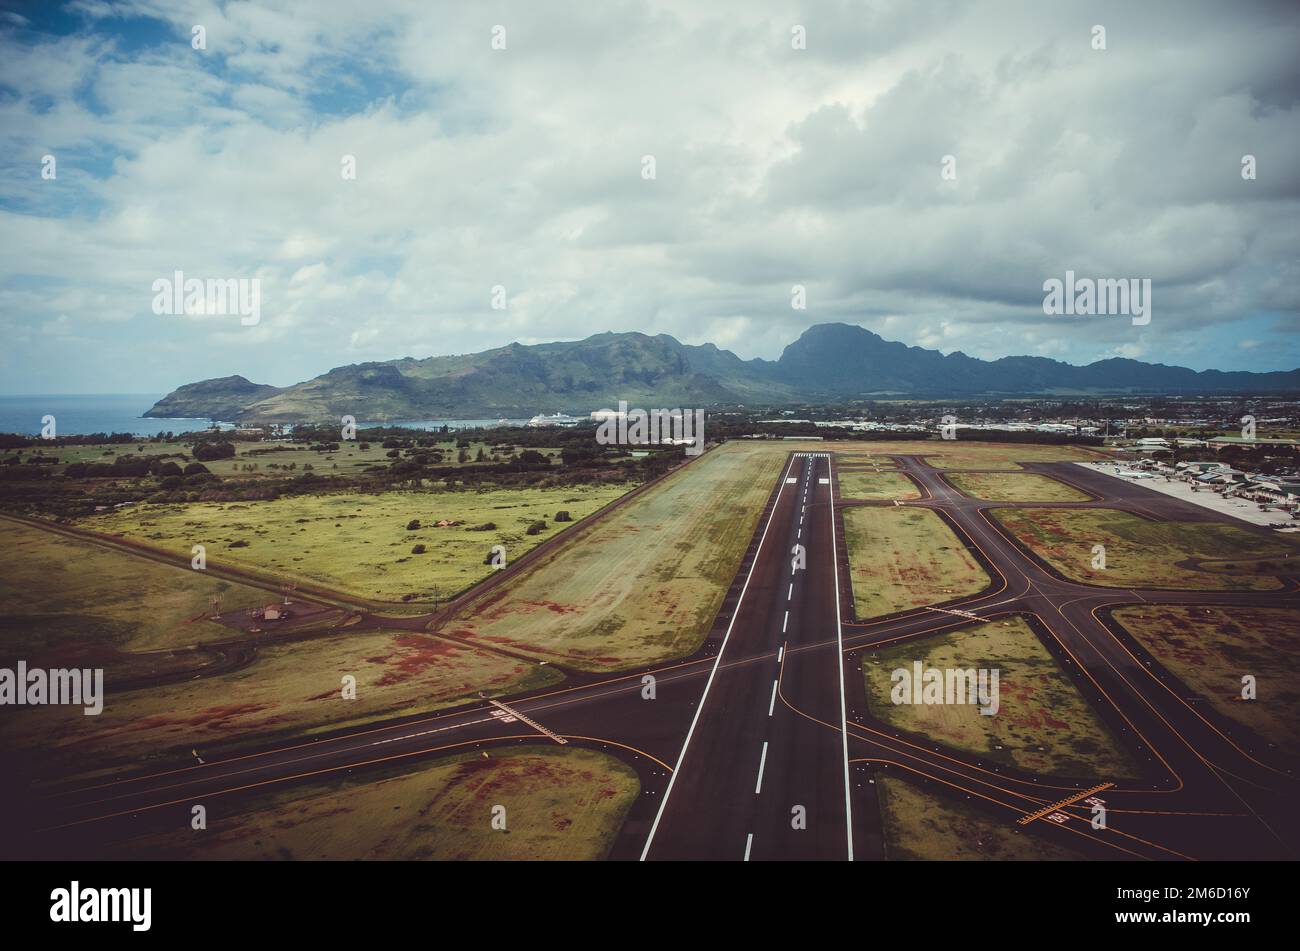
{"left": 2, "top": 0, "right": 1298, "bottom": 395}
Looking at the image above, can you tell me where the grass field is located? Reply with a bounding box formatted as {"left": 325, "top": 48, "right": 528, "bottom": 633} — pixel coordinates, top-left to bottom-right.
{"left": 833, "top": 452, "right": 902, "bottom": 469}
{"left": 862, "top": 617, "right": 1141, "bottom": 778}
{"left": 0, "top": 517, "right": 276, "bottom": 656}
{"left": 437, "top": 442, "right": 792, "bottom": 670}
{"left": 77, "top": 483, "right": 632, "bottom": 604}
{"left": 1111, "top": 605, "right": 1300, "bottom": 753}
{"left": 922, "top": 443, "right": 1102, "bottom": 470}
{"left": 0, "top": 628, "right": 561, "bottom": 781}
{"left": 947, "top": 472, "right": 1090, "bottom": 502}
{"left": 103, "top": 745, "right": 638, "bottom": 860}
{"left": 876, "top": 776, "right": 1085, "bottom": 860}
{"left": 837, "top": 470, "right": 920, "bottom": 501}
{"left": 31, "top": 438, "right": 562, "bottom": 479}
{"left": 843, "top": 506, "right": 990, "bottom": 618}
{"left": 991, "top": 508, "right": 1297, "bottom": 590}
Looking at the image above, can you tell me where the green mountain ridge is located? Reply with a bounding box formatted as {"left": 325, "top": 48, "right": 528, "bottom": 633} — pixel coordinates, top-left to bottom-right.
{"left": 144, "top": 324, "right": 1300, "bottom": 423}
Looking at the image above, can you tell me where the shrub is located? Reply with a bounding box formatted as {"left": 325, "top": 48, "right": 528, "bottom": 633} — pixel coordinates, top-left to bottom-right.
{"left": 525, "top": 520, "right": 547, "bottom": 536}
{"left": 192, "top": 441, "right": 236, "bottom": 462}
{"left": 406, "top": 519, "right": 421, "bottom": 531}
{"left": 554, "top": 510, "right": 572, "bottom": 522}
{"left": 411, "top": 544, "right": 426, "bottom": 554}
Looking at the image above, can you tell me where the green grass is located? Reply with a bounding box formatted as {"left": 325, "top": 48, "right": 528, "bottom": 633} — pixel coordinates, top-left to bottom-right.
{"left": 843, "top": 506, "right": 990, "bottom": 618}
{"left": 437, "top": 442, "right": 788, "bottom": 670}
{"left": 837, "top": 470, "right": 920, "bottom": 501}
{"left": 862, "top": 617, "right": 1141, "bottom": 778}
{"left": 1111, "top": 605, "right": 1300, "bottom": 754}
{"left": 919, "top": 443, "right": 1103, "bottom": 470}
{"left": 76, "top": 483, "right": 632, "bottom": 604}
{"left": 947, "top": 472, "right": 1090, "bottom": 502}
{"left": 991, "top": 507, "right": 1298, "bottom": 590}
{"left": 875, "top": 776, "right": 1086, "bottom": 860}
{"left": 29, "top": 439, "right": 562, "bottom": 479}
{"left": 1, "top": 628, "right": 562, "bottom": 782}
{"left": 0, "top": 517, "right": 274, "bottom": 656}
{"left": 101, "top": 746, "right": 639, "bottom": 860}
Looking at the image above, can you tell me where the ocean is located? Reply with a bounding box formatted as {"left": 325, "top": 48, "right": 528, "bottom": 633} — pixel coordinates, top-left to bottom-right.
{"left": 0, "top": 394, "right": 530, "bottom": 437}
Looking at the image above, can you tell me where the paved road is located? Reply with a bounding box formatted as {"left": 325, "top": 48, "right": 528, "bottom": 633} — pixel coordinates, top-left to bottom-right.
{"left": 9, "top": 448, "right": 1299, "bottom": 861}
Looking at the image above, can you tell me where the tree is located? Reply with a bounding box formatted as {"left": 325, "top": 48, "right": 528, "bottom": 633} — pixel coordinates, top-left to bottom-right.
{"left": 192, "top": 441, "right": 236, "bottom": 462}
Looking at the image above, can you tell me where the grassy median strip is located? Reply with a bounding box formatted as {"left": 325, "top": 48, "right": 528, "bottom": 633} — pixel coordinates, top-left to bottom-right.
{"left": 838, "top": 470, "right": 920, "bottom": 501}
{"left": 438, "top": 442, "right": 788, "bottom": 671}
{"left": 862, "top": 617, "right": 1141, "bottom": 778}
{"left": 103, "top": 745, "right": 639, "bottom": 860}
{"left": 876, "top": 776, "right": 1086, "bottom": 861}
{"left": 1, "top": 629, "right": 561, "bottom": 782}
{"left": 843, "top": 506, "right": 989, "bottom": 618}
{"left": 1111, "top": 605, "right": 1300, "bottom": 753}
{"left": 919, "top": 443, "right": 1100, "bottom": 470}
{"left": 992, "top": 507, "right": 1298, "bottom": 591}
{"left": 946, "top": 471, "right": 1089, "bottom": 502}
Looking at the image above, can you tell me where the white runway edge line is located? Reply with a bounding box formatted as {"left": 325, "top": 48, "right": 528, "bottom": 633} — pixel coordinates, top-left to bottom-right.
{"left": 827, "top": 454, "right": 855, "bottom": 860}
{"left": 755, "top": 741, "right": 769, "bottom": 794}
{"left": 639, "top": 454, "right": 798, "bottom": 861}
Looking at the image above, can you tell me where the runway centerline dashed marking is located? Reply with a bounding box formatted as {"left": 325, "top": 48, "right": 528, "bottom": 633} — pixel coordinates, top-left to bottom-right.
{"left": 755, "top": 741, "right": 769, "bottom": 794}
{"left": 372, "top": 716, "right": 495, "bottom": 746}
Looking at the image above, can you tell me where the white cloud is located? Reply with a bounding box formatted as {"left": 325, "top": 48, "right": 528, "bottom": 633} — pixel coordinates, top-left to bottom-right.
{"left": 0, "top": 0, "right": 1298, "bottom": 395}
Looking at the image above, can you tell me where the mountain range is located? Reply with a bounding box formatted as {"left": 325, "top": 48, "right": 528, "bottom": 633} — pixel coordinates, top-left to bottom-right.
{"left": 145, "top": 323, "right": 1300, "bottom": 423}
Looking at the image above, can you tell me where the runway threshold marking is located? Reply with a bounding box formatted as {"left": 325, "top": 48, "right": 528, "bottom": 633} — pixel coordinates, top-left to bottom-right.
{"left": 925, "top": 606, "right": 983, "bottom": 621}
{"left": 1016, "top": 782, "right": 1114, "bottom": 825}
{"left": 488, "top": 700, "right": 567, "bottom": 745}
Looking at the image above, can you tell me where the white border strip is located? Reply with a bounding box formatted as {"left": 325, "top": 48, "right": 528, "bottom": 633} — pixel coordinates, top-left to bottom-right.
{"left": 827, "top": 453, "right": 855, "bottom": 860}
{"left": 639, "top": 454, "right": 797, "bottom": 860}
